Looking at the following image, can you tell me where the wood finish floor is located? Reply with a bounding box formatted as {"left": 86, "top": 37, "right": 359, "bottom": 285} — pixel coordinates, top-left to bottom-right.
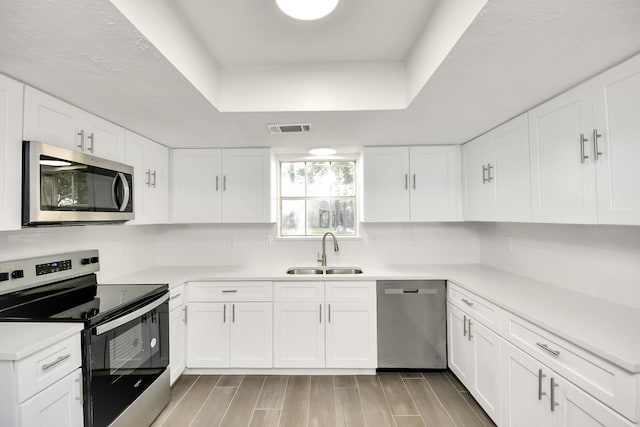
{"left": 151, "top": 371, "right": 496, "bottom": 427}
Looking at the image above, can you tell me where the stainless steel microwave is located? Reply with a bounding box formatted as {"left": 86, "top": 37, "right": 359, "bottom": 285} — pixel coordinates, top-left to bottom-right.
{"left": 22, "top": 141, "right": 134, "bottom": 226}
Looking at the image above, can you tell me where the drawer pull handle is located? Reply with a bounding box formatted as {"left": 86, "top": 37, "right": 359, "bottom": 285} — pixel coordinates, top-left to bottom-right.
{"left": 463, "top": 315, "right": 467, "bottom": 336}
{"left": 42, "top": 354, "right": 71, "bottom": 371}
{"left": 222, "top": 290, "right": 238, "bottom": 293}
{"left": 170, "top": 293, "right": 182, "bottom": 300}
{"left": 550, "top": 377, "right": 559, "bottom": 411}
{"left": 536, "top": 342, "right": 560, "bottom": 357}
{"left": 538, "top": 369, "right": 547, "bottom": 400}
{"left": 461, "top": 298, "right": 474, "bottom": 306}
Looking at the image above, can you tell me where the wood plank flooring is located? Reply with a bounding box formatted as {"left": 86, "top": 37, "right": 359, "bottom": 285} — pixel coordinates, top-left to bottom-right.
{"left": 151, "top": 371, "right": 496, "bottom": 427}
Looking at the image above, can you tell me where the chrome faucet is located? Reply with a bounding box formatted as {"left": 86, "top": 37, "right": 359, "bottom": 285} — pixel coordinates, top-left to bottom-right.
{"left": 318, "top": 232, "right": 339, "bottom": 266}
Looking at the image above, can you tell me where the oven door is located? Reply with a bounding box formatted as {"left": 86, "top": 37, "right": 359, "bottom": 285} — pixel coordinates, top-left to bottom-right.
{"left": 23, "top": 141, "right": 134, "bottom": 225}
{"left": 87, "top": 293, "right": 169, "bottom": 427}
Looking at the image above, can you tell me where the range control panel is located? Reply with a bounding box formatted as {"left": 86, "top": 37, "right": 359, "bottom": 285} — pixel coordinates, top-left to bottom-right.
{"left": 36, "top": 259, "right": 73, "bottom": 276}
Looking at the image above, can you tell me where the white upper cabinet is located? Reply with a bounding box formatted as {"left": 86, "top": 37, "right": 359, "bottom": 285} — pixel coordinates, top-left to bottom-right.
{"left": 171, "top": 148, "right": 274, "bottom": 223}
{"left": 125, "top": 131, "right": 169, "bottom": 224}
{"left": 529, "top": 83, "right": 597, "bottom": 224}
{"left": 23, "top": 87, "right": 125, "bottom": 163}
{"left": 362, "top": 146, "right": 461, "bottom": 222}
{"left": 463, "top": 114, "right": 531, "bottom": 222}
{"left": 0, "top": 74, "right": 24, "bottom": 231}
{"left": 591, "top": 55, "right": 640, "bottom": 225}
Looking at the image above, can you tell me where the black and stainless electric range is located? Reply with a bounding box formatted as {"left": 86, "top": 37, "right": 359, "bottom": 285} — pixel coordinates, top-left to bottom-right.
{"left": 0, "top": 250, "right": 170, "bottom": 427}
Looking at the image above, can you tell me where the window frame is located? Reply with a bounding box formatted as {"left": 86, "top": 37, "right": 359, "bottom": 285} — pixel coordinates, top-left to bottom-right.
{"left": 277, "top": 158, "right": 360, "bottom": 239}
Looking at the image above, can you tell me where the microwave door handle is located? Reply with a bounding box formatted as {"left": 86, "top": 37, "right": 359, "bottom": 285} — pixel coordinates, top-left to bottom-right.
{"left": 95, "top": 294, "right": 169, "bottom": 335}
{"left": 112, "top": 173, "right": 131, "bottom": 212}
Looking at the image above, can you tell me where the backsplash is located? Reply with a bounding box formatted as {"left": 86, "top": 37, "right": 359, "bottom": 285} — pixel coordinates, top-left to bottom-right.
{"left": 478, "top": 223, "right": 640, "bottom": 309}
{"left": 0, "top": 224, "right": 162, "bottom": 281}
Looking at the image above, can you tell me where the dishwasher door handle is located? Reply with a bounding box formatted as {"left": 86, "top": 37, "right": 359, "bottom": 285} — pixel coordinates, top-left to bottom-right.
{"left": 384, "top": 288, "right": 437, "bottom": 295}
{"left": 403, "top": 289, "right": 419, "bottom": 293}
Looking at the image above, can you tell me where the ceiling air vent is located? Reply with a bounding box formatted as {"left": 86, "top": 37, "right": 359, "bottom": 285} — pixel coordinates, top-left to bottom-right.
{"left": 267, "top": 123, "right": 312, "bottom": 134}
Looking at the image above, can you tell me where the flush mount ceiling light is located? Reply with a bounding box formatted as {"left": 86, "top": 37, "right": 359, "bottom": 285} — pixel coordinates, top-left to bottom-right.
{"left": 309, "top": 147, "right": 337, "bottom": 156}
{"left": 276, "top": 0, "right": 339, "bottom": 21}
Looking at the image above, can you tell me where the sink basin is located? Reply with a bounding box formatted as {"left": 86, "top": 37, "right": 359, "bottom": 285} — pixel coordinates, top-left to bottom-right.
{"left": 286, "top": 267, "right": 363, "bottom": 275}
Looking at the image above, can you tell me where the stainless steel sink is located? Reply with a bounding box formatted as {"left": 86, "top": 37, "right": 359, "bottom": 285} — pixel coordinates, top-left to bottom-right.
{"left": 286, "top": 267, "right": 363, "bottom": 275}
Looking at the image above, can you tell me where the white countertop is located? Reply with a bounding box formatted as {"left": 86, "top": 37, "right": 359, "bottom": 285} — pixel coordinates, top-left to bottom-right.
{"left": 0, "top": 322, "right": 83, "bottom": 361}
{"left": 106, "top": 263, "right": 640, "bottom": 373}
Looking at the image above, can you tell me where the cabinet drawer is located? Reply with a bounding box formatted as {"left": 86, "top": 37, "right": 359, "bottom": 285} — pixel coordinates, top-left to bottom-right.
{"left": 15, "top": 333, "right": 81, "bottom": 403}
{"left": 274, "top": 282, "right": 324, "bottom": 302}
{"left": 187, "top": 281, "right": 273, "bottom": 302}
{"left": 325, "top": 281, "right": 375, "bottom": 302}
{"left": 169, "top": 284, "right": 186, "bottom": 310}
{"left": 502, "top": 310, "right": 637, "bottom": 422}
{"left": 448, "top": 284, "right": 501, "bottom": 333}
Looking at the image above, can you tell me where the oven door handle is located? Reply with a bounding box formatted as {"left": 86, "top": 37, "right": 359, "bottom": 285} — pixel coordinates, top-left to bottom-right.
{"left": 95, "top": 293, "right": 169, "bottom": 335}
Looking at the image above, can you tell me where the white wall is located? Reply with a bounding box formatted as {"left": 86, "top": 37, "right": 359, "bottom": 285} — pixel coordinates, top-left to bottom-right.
{"left": 478, "top": 223, "right": 640, "bottom": 309}
{"left": 0, "top": 225, "right": 162, "bottom": 281}
{"left": 156, "top": 223, "right": 481, "bottom": 268}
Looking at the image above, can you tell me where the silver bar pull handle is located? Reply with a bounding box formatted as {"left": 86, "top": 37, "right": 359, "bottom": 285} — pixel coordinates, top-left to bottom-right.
{"left": 145, "top": 169, "right": 151, "bottom": 187}
{"left": 550, "top": 377, "right": 559, "bottom": 411}
{"left": 319, "top": 304, "right": 322, "bottom": 323}
{"left": 468, "top": 319, "right": 472, "bottom": 341}
{"left": 222, "top": 290, "right": 238, "bottom": 293}
{"left": 593, "top": 129, "right": 603, "bottom": 160}
{"left": 75, "top": 375, "right": 83, "bottom": 401}
{"left": 170, "top": 293, "right": 182, "bottom": 300}
{"left": 216, "top": 175, "right": 219, "bottom": 191}
{"left": 232, "top": 303, "right": 235, "bottom": 323}
{"left": 328, "top": 304, "right": 331, "bottom": 323}
{"left": 463, "top": 315, "right": 467, "bottom": 336}
{"left": 482, "top": 165, "right": 488, "bottom": 184}
{"left": 580, "top": 133, "right": 590, "bottom": 164}
{"left": 151, "top": 170, "right": 157, "bottom": 188}
{"left": 404, "top": 173, "right": 408, "bottom": 190}
{"left": 487, "top": 164, "right": 494, "bottom": 182}
{"left": 412, "top": 173, "right": 416, "bottom": 190}
{"left": 42, "top": 354, "right": 71, "bottom": 371}
{"left": 538, "top": 369, "right": 547, "bottom": 400}
{"left": 223, "top": 175, "right": 227, "bottom": 191}
{"left": 461, "top": 298, "right": 474, "bottom": 306}
{"left": 184, "top": 306, "right": 187, "bottom": 324}
{"left": 223, "top": 304, "right": 226, "bottom": 323}
{"left": 77, "top": 129, "right": 85, "bottom": 151}
{"left": 536, "top": 342, "right": 560, "bottom": 357}
{"left": 87, "top": 132, "right": 95, "bottom": 153}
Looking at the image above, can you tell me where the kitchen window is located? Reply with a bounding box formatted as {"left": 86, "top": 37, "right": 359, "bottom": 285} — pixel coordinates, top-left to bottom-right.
{"left": 279, "top": 161, "right": 357, "bottom": 237}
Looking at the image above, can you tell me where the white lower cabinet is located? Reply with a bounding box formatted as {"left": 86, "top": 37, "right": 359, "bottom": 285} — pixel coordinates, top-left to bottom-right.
{"left": 447, "top": 302, "right": 501, "bottom": 424}
{"left": 169, "top": 285, "right": 186, "bottom": 385}
{"left": 18, "top": 369, "right": 83, "bottom": 427}
{"left": 501, "top": 341, "right": 634, "bottom": 427}
{"left": 186, "top": 281, "right": 273, "bottom": 369}
{"left": 273, "top": 281, "right": 377, "bottom": 369}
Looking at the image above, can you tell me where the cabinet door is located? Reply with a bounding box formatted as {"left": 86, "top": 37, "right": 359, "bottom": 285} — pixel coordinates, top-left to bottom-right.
{"left": 470, "top": 318, "right": 501, "bottom": 424}
{"left": 147, "top": 142, "right": 170, "bottom": 224}
{"left": 551, "top": 374, "right": 635, "bottom": 427}
{"left": 502, "top": 341, "right": 551, "bottom": 427}
{"left": 529, "top": 84, "right": 597, "bottom": 224}
{"left": 447, "top": 303, "right": 473, "bottom": 385}
{"left": 18, "top": 369, "right": 83, "bottom": 427}
{"left": 172, "top": 149, "right": 222, "bottom": 223}
{"left": 82, "top": 114, "right": 125, "bottom": 163}
{"left": 592, "top": 56, "right": 640, "bottom": 225}
{"left": 0, "top": 74, "right": 23, "bottom": 231}
{"left": 124, "top": 131, "right": 148, "bottom": 224}
{"left": 185, "top": 303, "right": 229, "bottom": 368}
{"left": 23, "top": 87, "right": 83, "bottom": 151}
{"left": 325, "top": 302, "right": 376, "bottom": 368}
{"left": 409, "top": 146, "right": 462, "bottom": 221}
{"left": 362, "top": 147, "right": 410, "bottom": 222}
{"left": 462, "top": 134, "right": 495, "bottom": 221}
{"left": 169, "top": 306, "right": 186, "bottom": 385}
{"left": 221, "top": 148, "right": 273, "bottom": 223}
{"left": 493, "top": 114, "right": 532, "bottom": 221}
{"left": 273, "top": 302, "right": 324, "bottom": 368}
{"left": 229, "top": 303, "right": 273, "bottom": 368}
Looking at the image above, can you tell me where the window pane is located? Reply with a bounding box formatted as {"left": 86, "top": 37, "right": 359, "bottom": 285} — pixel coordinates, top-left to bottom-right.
{"left": 306, "top": 162, "right": 331, "bottom": 196}
{"left": 280, "top": 162, "right": 306, "bottom": 197}
{"left": 331, "top": 199, "right": 356, "bottom": 235}
{"left": 281, "top": 200, "right": 305, "bottom": 235}
{"left": 306, "top": 199, "right": 331, "bottom": 235}
{"left": 331, "top": 162, "right": 356, "bottom": 196}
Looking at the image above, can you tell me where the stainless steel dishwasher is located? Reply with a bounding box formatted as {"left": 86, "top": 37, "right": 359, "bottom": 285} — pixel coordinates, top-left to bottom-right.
{"left": 377, "top": 280, "right": 447, "bottom": 369}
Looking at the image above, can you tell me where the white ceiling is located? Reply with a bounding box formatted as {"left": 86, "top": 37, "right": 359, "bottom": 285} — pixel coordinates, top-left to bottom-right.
{"left": 1, "top": 0, "right": 640, "bottom": 153}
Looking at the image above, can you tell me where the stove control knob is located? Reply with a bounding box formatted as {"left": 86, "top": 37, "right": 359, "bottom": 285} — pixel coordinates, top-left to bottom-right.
{"left": 0, "top": 272, "right": 9, "bottom": 282}
{"left": 81, "top": 258, "right": 91, "bottom": 265}
{"left": 11, "top": 270, "right": 24, "bottom": 279}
